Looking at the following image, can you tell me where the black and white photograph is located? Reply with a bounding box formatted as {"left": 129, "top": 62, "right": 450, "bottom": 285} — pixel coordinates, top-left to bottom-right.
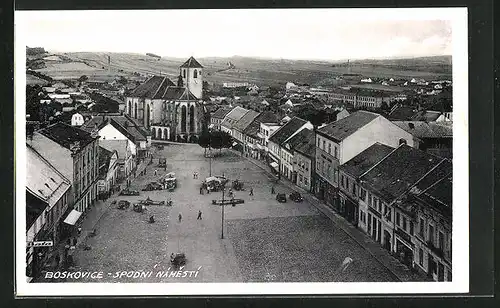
{"left": 15, "top": 8, "right": 468, "bottom": 296}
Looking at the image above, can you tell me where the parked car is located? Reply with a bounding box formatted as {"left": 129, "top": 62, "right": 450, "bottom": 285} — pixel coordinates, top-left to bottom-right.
{"left": 117, "top": 200, "right": 131, "bottom": 209}
{"left": 289, "top": 192, "right": 303, "bottom": 202}
{"left": 276, "top": 193, "right": 287, "bottom": 203}
{"left": 119, "top": 189, "right": 140, "bottom": 196}
{"left": 143, "top": 182, "right": 163, "bottom": 191}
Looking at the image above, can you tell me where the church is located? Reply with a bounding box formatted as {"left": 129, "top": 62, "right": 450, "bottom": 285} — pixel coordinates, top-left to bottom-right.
{"left": 125, "top": 56, "right": 204, "bottom": 143}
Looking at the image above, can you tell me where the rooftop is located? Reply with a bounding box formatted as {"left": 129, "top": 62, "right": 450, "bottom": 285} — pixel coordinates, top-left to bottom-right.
{"left": 80, "top": 114, "right": 150, "bottom": 142}
{"left": 26, "top": 190, "right": 48, "bottom": 231}
{"left": 211, "top": 107, "right": 233, "bottom": 120}
{"left": 129, "top": 75, "right": 175, "bottom": 99}
{"left": 243, "top": 111, "right": 280, "bottom": 138}
{"left": 392, "top": 121, "right": 453, "bottom": 138}
{"left": 359, "top": 144, "right": 443, "bottom": 203}
{"left": 38, "top": 122, "right": 95, "bottom": 150}
{"left": 180, "top": 56, "right": 203, "bottom": 68}
{"left": 283, "top": 128, "right": 315, "bottom": 153}
{"left": 340, "top": 143, "right": 395, "bottom": 178}
{"left": 269, "top": 116, "right": 308, "bottom": 145}
{"left": 388, "top": 105, "right": 418, "bottom": 121}
{"left": 317, "top": 110, "right": 379, "bottom": 142}
{"left": 26, "top": 144, "right": 71, "bottom": 208}
{"left": 161, "top": 86, "right": 197, "bottom": 101}
{"left": 233, "top": 110, "right": 260, "bottom": 132}
{"left": 220, "top": 106, "right": 249, "bottom": 129}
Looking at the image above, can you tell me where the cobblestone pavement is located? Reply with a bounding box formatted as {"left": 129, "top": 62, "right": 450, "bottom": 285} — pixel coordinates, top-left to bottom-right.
{"left": 53, "top": 144, "right": 398, "bottom": 283}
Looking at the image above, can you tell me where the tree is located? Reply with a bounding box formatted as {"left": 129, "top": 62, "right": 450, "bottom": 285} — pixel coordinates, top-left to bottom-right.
{"left": 78, "top": 75, "right": 89, "bottom": 83}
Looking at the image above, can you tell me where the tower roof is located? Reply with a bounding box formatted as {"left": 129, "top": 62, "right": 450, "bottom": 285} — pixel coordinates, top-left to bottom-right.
{"left": 180, "top": 56, "right": 203, "bottom": 68}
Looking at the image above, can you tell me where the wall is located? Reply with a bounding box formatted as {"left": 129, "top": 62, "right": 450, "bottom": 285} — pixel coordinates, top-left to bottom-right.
{"left": 294, "top": 151, "right": 312, "bottom": 191}
{"left": 341, "top": 116, "right": 415, "bottom": 164}
{"left": 99, "top": 123, "right": 137, "bottom": 156}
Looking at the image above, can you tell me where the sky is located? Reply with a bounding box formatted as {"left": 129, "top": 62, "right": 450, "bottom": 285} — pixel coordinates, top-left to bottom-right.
{"left": 16, "top": 9, "right": 456, "bottom": 61}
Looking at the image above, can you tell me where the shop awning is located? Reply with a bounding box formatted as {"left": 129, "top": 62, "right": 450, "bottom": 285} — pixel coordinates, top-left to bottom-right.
{"left": 270, "top": 162, "right": 279, "bottom": 170}
{"left": 63, "top": 209, "right": 83, "bottom": 226}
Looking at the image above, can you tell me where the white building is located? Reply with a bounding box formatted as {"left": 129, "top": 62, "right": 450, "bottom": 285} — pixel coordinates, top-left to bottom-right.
{"left": 71, "top": 113, "right": 84, "bottom": 126}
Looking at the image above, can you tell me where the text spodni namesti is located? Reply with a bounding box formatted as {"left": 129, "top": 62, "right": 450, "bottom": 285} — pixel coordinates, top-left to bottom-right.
{"left": 44, "top": 266, "right": 203, "bottom": 280}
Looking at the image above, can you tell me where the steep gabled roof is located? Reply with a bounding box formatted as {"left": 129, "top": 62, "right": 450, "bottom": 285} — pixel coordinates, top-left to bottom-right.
{"left": 268, "top": 116, "right": 308, "bottom": 145}
{"left": 180, "top": 56, "right": 203, "bottom": 68}
{"left": 161, "top": 86, "right": 197, "bottom": 101}
{"left": 233, "top": 110, "right": 260, "bottom": 132}
{"left": 387, "top": 105, "right": 418, "bottom": 121}
{"left": 38, "top": 122, "right": 95, "bottom": 149}
{"left": 317, "top": 110, "right": 379, "bottom": 142}
{"left": 340, "top": 143, "right": 395, "bottom": 178}
{"left": 129, "top": 75, "right": 175, "bottom": 99}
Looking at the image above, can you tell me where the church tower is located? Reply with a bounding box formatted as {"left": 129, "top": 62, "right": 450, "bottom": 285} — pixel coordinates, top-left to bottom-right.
{"left": 179, "top": 56, "right": 203, "bottom": 100}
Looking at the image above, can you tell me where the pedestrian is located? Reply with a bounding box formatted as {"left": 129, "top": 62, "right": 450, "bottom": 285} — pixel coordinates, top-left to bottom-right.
{"left": 199, "top": 186, "right": 203, "bottom": 195}
{"left": 77, "top": 227, "right": 82, "bottom": 235}
{"left": 249, "top": 187, "right": 254, "bottom": 196}
{"left": 154, "top": 169, "right": 158, "bottom": 176}
{"left": 193, "top": 172, "right": 196, "bottom": 179}
{"left": 271, "top": 185, "right": 275, "bottom": 194}
{"left": 72, "top": 238, "right": 77, "bottom": 246}
{"left": 178, "top": 213, "right": 182, "bottom": 222}
{"left": 197, "top": 210, "right": 202, "bottom": 220}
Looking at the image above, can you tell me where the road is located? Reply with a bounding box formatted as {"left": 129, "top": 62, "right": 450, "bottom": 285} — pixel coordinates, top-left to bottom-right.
{"left": 65, "top": 144, "right": 397, "bottom": 283}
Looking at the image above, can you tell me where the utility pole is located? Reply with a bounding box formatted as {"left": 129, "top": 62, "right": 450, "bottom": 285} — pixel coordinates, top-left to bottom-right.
{"left": 221, "top": 185, "right": 225, "bottom": 239}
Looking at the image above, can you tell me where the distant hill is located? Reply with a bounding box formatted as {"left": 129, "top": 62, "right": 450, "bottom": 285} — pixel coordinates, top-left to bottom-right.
{"left": 31, "top": 51, "right": 453, "bottom": 86}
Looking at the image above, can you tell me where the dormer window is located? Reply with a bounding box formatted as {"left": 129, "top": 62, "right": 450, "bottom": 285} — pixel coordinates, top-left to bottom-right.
{"left": 193, "top": 70, "right": 198, "bottom": 78}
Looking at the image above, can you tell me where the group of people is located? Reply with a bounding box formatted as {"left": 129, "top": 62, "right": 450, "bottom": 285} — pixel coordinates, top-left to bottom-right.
{"left": 193, "top": 171, "right": 199, "bottom": 179}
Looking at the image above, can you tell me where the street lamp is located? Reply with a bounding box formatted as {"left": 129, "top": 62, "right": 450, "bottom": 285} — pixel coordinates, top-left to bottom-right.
{"left": 221, "top": 184, "right": 225, "bottom": 239}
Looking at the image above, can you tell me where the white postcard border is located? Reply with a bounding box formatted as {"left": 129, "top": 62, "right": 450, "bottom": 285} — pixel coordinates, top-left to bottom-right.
{"left": 15, "top": 7, "right": 469, "bottom": 296}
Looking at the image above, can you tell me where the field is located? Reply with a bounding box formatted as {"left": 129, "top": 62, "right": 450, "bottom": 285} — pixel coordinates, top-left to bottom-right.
{"left": 30, "top": 51, "right": 452, "bottom": 86}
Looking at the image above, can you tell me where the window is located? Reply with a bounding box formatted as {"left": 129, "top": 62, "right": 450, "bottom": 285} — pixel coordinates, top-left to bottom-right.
{"left": 429, "top": 224, "right": 435, "bottom": 244}
{"left": 334, "top": 146, "right": 338, "bottom": 158}
{"left": 419, "top": 218, "right": 425, "bottom": 237}
{"left": 403, "top": 217, "right": 407, "bottom": 230}
{"left": 328, "top": 143, "right": 331, "bottom": 154}
{"left": 368, "top": 193, "right": 372, "bottom": 206}
{"left": 438, "top": 231, "right": 444, "bottom": 250}
{"left": 317, "top": 137, "right": 320, "bottom": 146}
{"left": 419, "top": 248, "right": 424, "bottom": 266}
{"left": 304, "top": 178, "right": 308, "bottom": 185}
{"left": 183, "top": 69, "right": 186, "bottom": 78}
{"left": 396, "top": 212, "right": 401, "bottom": 226}
{"left": 352, "top": 183, "right": 357, "bottom": 196}
{"left": 322, "top": 140, "right": 326, "bottom": 150}
{"left": 299, "top": 175, "right": 303, "bottom": 182}
{"left": 193, "top": 69, "right": 198, "bottom": 78}
{"left": 341, "top": 175, "right": 345, "bottom": 188}
{"left": 410, "top": 221, "right": 414, "bottom": 235}
{"left": 359, "top": 188, "right": 367, "bottom": 202}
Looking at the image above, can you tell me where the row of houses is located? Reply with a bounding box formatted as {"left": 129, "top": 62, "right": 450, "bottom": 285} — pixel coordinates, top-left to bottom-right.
{"left": 211, "top": 106, "right": 452, "bottom": 281}
{"left": 25, "top": 114, "right": 151, "bottom": 281}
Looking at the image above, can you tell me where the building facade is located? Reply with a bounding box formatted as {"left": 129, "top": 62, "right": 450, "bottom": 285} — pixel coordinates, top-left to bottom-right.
{"left": 28, "top": 122, "right": 99, "bottom": 214}
{"left": 126, "top": 57, "right": 205, "bottom": 143}
{"left": 315, "top": 111, "right": 415, "bottom": 211}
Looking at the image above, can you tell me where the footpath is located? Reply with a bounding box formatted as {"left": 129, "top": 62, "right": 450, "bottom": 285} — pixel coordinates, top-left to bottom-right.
{"left": 38, "top": 153, "right": 156, "bottom": 279}
{"left": 238, "top": 151, "right": 430, "bottom": 282}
